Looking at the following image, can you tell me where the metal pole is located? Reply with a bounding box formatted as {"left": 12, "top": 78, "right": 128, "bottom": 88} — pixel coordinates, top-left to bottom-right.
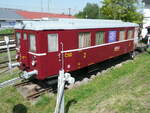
{"left": 61, "top": 42, "right": 64, "bottom": 70}
{"left": 54, "top": 42, "right": 75, "bottom": 113}
{"left": 54, "top": 70, "right": 75, "bottom": 113}
{"left": 69, "top": 8, "right": 71, "bottom": 15}
{"left": 59, "top": 70, "right": 65, "bottom": 113}
{"left": 54, "top": 70, "right": 65, "bottom": 113}
{"left": 4, "top": 36, "right": 12, "bottom": 72}
{"left": 48, "top": 0, "right": 50, "bottom": 12}
{"left": 41, "top": 0, "right": 43, "bottom": 12}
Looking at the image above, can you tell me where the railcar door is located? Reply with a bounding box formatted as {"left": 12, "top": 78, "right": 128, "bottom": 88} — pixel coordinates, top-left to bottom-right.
{"left": 15, "top": 30, "right": 30, "bottom": 69}
{"left": 20, "top": 32, "right": 30, "bottom": 68}
{"left": 46, "top": 32, "right": 61, "bottom": 77}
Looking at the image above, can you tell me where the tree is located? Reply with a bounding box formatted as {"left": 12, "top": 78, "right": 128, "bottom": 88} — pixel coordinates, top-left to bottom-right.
{"left": 100, "top": 0, "right": 143, "bottom": 23}
{"left": 75, "top": 3, "right": 99, "bottom": 19}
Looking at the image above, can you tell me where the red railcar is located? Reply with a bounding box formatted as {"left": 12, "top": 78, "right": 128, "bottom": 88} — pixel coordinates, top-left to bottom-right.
{"left": 14, "top": 18, "right": 138, "bottom": 80}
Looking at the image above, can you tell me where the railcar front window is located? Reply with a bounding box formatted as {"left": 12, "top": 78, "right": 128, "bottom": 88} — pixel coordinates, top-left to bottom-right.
{"left": 96, "top": 31, "right": 105, "bottom": 45}
{"left": 119, "top": 31, "right": 126, "bottom": 41}
{"left": 108, "top": 31, "right": 117, "bottom": 43}
{"left": 48, "top": 34, "right": 58, "bottom": 52}
{"left": 23, "top": 33, "right": 27, "bottom": 40}
{"left": 79, "top": 32, "right": 91, "bottom": 48}
{"left": 29, "top": 34, "right": 36, "bottom": 52}
{"left": 16, "top": 32, "right": 21, "bottom": 48}
{"left": 128, "top": 30, "right": 134, "bottom": 39}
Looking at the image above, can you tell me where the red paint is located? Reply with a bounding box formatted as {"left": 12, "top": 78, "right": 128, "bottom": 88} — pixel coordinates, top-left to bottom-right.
{"left": 15, "top": 27, "right": 136, "bottom": 80}
{"left": 16, "top": 10, "right": 75, "bottom": 19}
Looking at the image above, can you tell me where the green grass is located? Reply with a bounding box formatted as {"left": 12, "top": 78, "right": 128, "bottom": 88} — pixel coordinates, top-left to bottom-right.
{"left": 0, "top": 51, "right": 16, "bottom": 62}
{"left": 65, "top": 53, "right": 150, "bottom": 113}
{"left": 0, "top": 52, "right": 150, "bottom": 113}
{"left": 0, "top": 50, "right": 16, "bottom": 57}
{"left": 0, "top": 29, "right": 14, "bottom": 40}
{"left": 0, "top": 29, "right": 14, "bottom": 35}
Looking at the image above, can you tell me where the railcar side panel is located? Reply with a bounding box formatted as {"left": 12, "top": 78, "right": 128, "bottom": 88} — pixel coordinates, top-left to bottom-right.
{"left": 15, "top": 26, "right": 136, "bottom": 80}
{"left": 63, "top": 40, "right": 134, "bottom": 72}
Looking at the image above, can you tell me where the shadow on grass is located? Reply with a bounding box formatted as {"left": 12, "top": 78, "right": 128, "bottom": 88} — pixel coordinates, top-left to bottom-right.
{"left": 65, "top": 99, "right": 77, "bottom": 113}
{"left": 12, "top": 104, "right": 27, "bottom": 113}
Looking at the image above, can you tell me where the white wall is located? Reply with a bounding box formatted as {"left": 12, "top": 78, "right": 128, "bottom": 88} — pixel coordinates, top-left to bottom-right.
{"left": 142, "top": 4, "right": 150, "bottom": 37}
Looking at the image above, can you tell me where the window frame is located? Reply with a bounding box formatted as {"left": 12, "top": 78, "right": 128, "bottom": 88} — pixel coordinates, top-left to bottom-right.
{"left": 95, "top": 31, "right": 105, "bottom": 45}
{"left": 108, "top": 31, "right": 117, "bottom": 43}
{"left": 127, "top": 30, "right": 134, "bottom": 39}
{"left": 16, "top": 32, "right": 21, "bottom": 48}
{"left": 29, "top": 34, "right": 36, "bottom": 52}
{"left": 23, "top": 33, "right": 27, "bottom": 40}
{"left": 119, "top": 30, "right": 126, "bottom": 41}
{"left": 47, "top": 33, "right": 58, "bottom": 52}
{"left": 78, "top": 32, "right": 91, "bottom": 48}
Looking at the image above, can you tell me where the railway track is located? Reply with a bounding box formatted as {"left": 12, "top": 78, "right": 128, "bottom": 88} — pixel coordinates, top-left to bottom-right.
{"left": 14, "top": 79, "right": 57, "bottom": 100}
{"left": 0, "top": 58, "right": 16, "bottom": 64}
{"left": 26, "top": 87, "right": 53, "bottom": 100}
{"left": 0, "top": 58, "right": 16, "bottom": 74}
{"left": 0, "top": 65, "right": 8, "bottom": 69}
{"left": 14, "top": 80, "right": 33, "bottom": 87}
{"left": 0, "top": 48, "right": 16, "bottom": 53}
{"left": 0, "top": 44, "right": 16, "bottom": 53}
{"left": 0, "top": 68, "right": 9, "bottom": 75}
{"left": 0, "top": 58, "right": 16, "bottom": 70}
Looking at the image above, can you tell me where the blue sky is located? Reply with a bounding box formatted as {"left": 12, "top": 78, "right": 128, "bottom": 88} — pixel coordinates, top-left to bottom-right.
{"left": 0, "top": 0, "right": 102, "bottom": 14}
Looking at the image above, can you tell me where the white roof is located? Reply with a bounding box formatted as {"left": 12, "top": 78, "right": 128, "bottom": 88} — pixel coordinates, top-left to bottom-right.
{"left": 15, "top": 18, "right": 138, "bottom": 30}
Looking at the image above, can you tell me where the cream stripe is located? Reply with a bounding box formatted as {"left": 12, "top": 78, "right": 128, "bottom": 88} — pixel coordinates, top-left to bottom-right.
{"left": 62, "top": 39, "right": 133, "bottom": 53}
{"left": 28, "top": 52, "right": 46, "bottom": 56}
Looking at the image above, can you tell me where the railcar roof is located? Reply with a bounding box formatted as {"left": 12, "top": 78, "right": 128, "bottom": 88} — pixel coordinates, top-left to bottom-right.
{"left": 15, "top": 18, "right": 138, "bottom": 30}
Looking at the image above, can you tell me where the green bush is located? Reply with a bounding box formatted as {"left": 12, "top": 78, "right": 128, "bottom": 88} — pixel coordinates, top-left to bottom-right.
{"left": 0, "top": 29, "right": 14, "bottom": 34}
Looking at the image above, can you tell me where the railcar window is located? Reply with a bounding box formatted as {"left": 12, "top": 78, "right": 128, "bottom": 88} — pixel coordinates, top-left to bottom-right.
{"left": 79, "top": 32, "right": 91, "bottom": 48}
{"left": 108, "top": 31, "right": 117, "bottom": 43}
{"left": 29, "top": 34, "right": 36, "bottom": 52}
{"left": 96, "top": 31, "right": 104, "bottom": 45}
{"left": 128, "top": 30, "right": 134, "bottom": 39}
{"left": 23, "top": 33, "right": 27, "bottom": 40}
{"left": 16, "top": 32, "right": 21, "bottom": 48}
{"left": 48, "top": 34, "right": 58, "bottom": 52}
{"left": 119, "top": 31, "right": 126, "bottom": 41}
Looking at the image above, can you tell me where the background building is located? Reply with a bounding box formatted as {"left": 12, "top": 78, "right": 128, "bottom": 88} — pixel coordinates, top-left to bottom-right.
{"left": 139, "top": 0, "right": 150, "bottom": 37}
{"left": 0, "top": 8, "right": 75, "bottom": 29}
